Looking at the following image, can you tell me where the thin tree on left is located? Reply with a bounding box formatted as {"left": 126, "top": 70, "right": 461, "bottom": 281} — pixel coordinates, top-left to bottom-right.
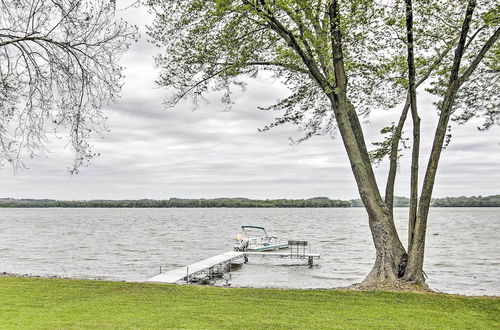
{"left": 0, "top": 0, "right": 137, "bottom": 172}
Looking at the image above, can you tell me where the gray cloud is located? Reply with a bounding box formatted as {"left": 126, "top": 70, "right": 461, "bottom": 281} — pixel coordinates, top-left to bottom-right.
{"left": 1, "top": 4, "right": 499, "bottom": 200}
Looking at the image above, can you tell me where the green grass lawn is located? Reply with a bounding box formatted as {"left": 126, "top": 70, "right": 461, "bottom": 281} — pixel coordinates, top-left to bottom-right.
{"left": 0, "top": 277, "right": 498, "bottom": 329}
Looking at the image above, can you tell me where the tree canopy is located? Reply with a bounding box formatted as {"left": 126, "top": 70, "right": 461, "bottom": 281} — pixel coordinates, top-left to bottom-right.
{"left": 148, "top": 0, "right": 498, "bottom": 137}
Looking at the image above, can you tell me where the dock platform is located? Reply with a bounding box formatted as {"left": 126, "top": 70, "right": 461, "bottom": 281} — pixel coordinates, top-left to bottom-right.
{"left": 147, "top": 250, "right": 320, "bottom": 284}
{"left": 147, "top": 251, "right": 244, "bottom": 284}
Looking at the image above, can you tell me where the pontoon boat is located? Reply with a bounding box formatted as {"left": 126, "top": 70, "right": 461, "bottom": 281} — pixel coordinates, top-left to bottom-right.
{"left": 234, "top": 225, "right": 288, "bottom": 252}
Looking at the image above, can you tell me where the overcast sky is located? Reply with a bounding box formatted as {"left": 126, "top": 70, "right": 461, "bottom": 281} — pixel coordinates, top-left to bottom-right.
{"left": 0, "top": 4, "right": 499, "bottom": 201}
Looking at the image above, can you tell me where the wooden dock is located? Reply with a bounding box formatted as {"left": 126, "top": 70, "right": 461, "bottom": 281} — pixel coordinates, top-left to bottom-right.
{"left": 147, "top": 250, "right": 320, "bottom": 284}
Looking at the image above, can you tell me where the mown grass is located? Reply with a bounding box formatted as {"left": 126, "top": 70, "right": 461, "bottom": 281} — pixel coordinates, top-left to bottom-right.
{"left": 0, "top": 277, "right": 498, "bottom": 329}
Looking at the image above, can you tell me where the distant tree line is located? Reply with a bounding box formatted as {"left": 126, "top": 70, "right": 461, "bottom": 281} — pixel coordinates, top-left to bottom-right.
{"left": 0, "top": 195, "right": 498, "bottom": 208}
{"left": 350, "top": 195, "right": 500, "bottom": 207}
{"left": 431, "top": 195, "right": 500, "bottom": 207}
{"left": 0, "top": 197, "right": 350, "bottom": 208}
{"left": 350, "top": 196, "right": 412, "bottom": 207}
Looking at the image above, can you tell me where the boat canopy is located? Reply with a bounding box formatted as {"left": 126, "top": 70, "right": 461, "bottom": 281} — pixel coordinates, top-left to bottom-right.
{"left": 241, "top": 225, "right": 265, "bottom": 230}
{"left": 241, "top": 225, "right": 269, "bottom": 237}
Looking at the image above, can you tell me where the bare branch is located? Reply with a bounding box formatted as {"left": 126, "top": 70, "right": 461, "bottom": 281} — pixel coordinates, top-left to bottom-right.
{"left": 0, "top": 0, "right": 137, "bottom": 171}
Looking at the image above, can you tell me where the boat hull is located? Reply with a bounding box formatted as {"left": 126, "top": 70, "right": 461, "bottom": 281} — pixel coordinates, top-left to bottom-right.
{"left": 246, "top": 243, "right": 289, "bottom": 252}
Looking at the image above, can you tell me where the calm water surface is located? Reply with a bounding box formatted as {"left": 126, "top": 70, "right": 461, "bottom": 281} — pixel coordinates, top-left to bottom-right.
{"left": 0, "top": 207, "right": 498, "bottom": 296}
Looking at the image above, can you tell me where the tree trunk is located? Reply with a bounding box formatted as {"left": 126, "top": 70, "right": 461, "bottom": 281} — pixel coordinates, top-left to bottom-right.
{"left": 328, "top": 1, "right": 407, "bottom": 288}
{"left": 336, "top": 101, "right": 408, "bottom": 289}
{"left": 404, "top": 0, "right": 477, "bottom": 282}
{"left": 405, "top": 0, "right": 421, "bottom": 254}
{"left": 404, "top": 85, "right": 459, "bottom": 283}
{"left": 331, "top": 98, "right": 408, "bottom": 288}
{"left": 385, "top": 96, "right": 410, "bottom": 214}
{"left": 358, "top": 211, "right": 408, "bottom": 288}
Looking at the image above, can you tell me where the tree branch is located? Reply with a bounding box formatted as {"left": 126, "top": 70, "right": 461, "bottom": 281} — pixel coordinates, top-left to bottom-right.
{"left": 328, "top": 0, "right": 387, "bottom": 215}
{"left": 385, "top": 31, "right": 458, "bottom": 210}
{"left": 215, "top": 61, "right": 309, "bottom": 74}
{"left": 458, "top": 26, "right": 500, "bottom": 85}
{"left": 243, "top": 0, "right": 331, "bottom": 94}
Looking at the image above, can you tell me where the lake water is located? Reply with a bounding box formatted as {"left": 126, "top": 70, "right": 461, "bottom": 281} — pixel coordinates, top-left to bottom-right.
{"left": 0, "top": 207, "right": 498, "bottom": 296}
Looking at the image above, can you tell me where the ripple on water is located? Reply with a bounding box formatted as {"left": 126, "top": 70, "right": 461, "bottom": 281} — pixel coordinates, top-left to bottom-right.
{"left": 0, "top": 207, "right": 499, "bottom": 296}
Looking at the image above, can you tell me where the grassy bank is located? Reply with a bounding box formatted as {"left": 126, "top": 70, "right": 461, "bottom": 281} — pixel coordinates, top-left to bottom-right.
{"left": 0, "top": 277, "right": 498, "bottom": 329}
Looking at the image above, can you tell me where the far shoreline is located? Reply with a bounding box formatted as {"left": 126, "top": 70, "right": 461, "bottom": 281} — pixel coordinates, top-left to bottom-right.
{"left": 1, "top": 195, "right": 499, "bottom": 208}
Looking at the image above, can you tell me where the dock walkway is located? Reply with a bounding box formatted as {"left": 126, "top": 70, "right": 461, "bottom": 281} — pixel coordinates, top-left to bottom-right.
{"left": 147, "top": 251, "right": 244, "bottom": 284}
{"left": 147, "top": 250, "right": 320, "bottom": 284}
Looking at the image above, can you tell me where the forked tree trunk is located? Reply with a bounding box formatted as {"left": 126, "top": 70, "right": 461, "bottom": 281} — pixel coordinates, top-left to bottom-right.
{"left": 261, "top": 0, "right": 496, "bottom": 290}
{"left": 330, "top": 0, "right": 497, "bottom": 289}
{"left": 359, "top": 211, "right": 408, "bottom": 288}
{"left": 404, "top": 84, "right": 461, "bottom": 282}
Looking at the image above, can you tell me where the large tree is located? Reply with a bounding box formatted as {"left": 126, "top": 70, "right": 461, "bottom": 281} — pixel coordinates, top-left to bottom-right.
{"left": 147, "top": 0, "right": 499, "bottom": 289}
{"left": 0, "top": 0, "right": 137, "bottom": 172}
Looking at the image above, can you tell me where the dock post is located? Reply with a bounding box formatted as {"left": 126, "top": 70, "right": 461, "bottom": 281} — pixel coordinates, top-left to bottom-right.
{"left": 308, "top": 256, "right": 313, "bottom": 266}
{"left": 186, "top": 267, "right": 189, "bottom": 284}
